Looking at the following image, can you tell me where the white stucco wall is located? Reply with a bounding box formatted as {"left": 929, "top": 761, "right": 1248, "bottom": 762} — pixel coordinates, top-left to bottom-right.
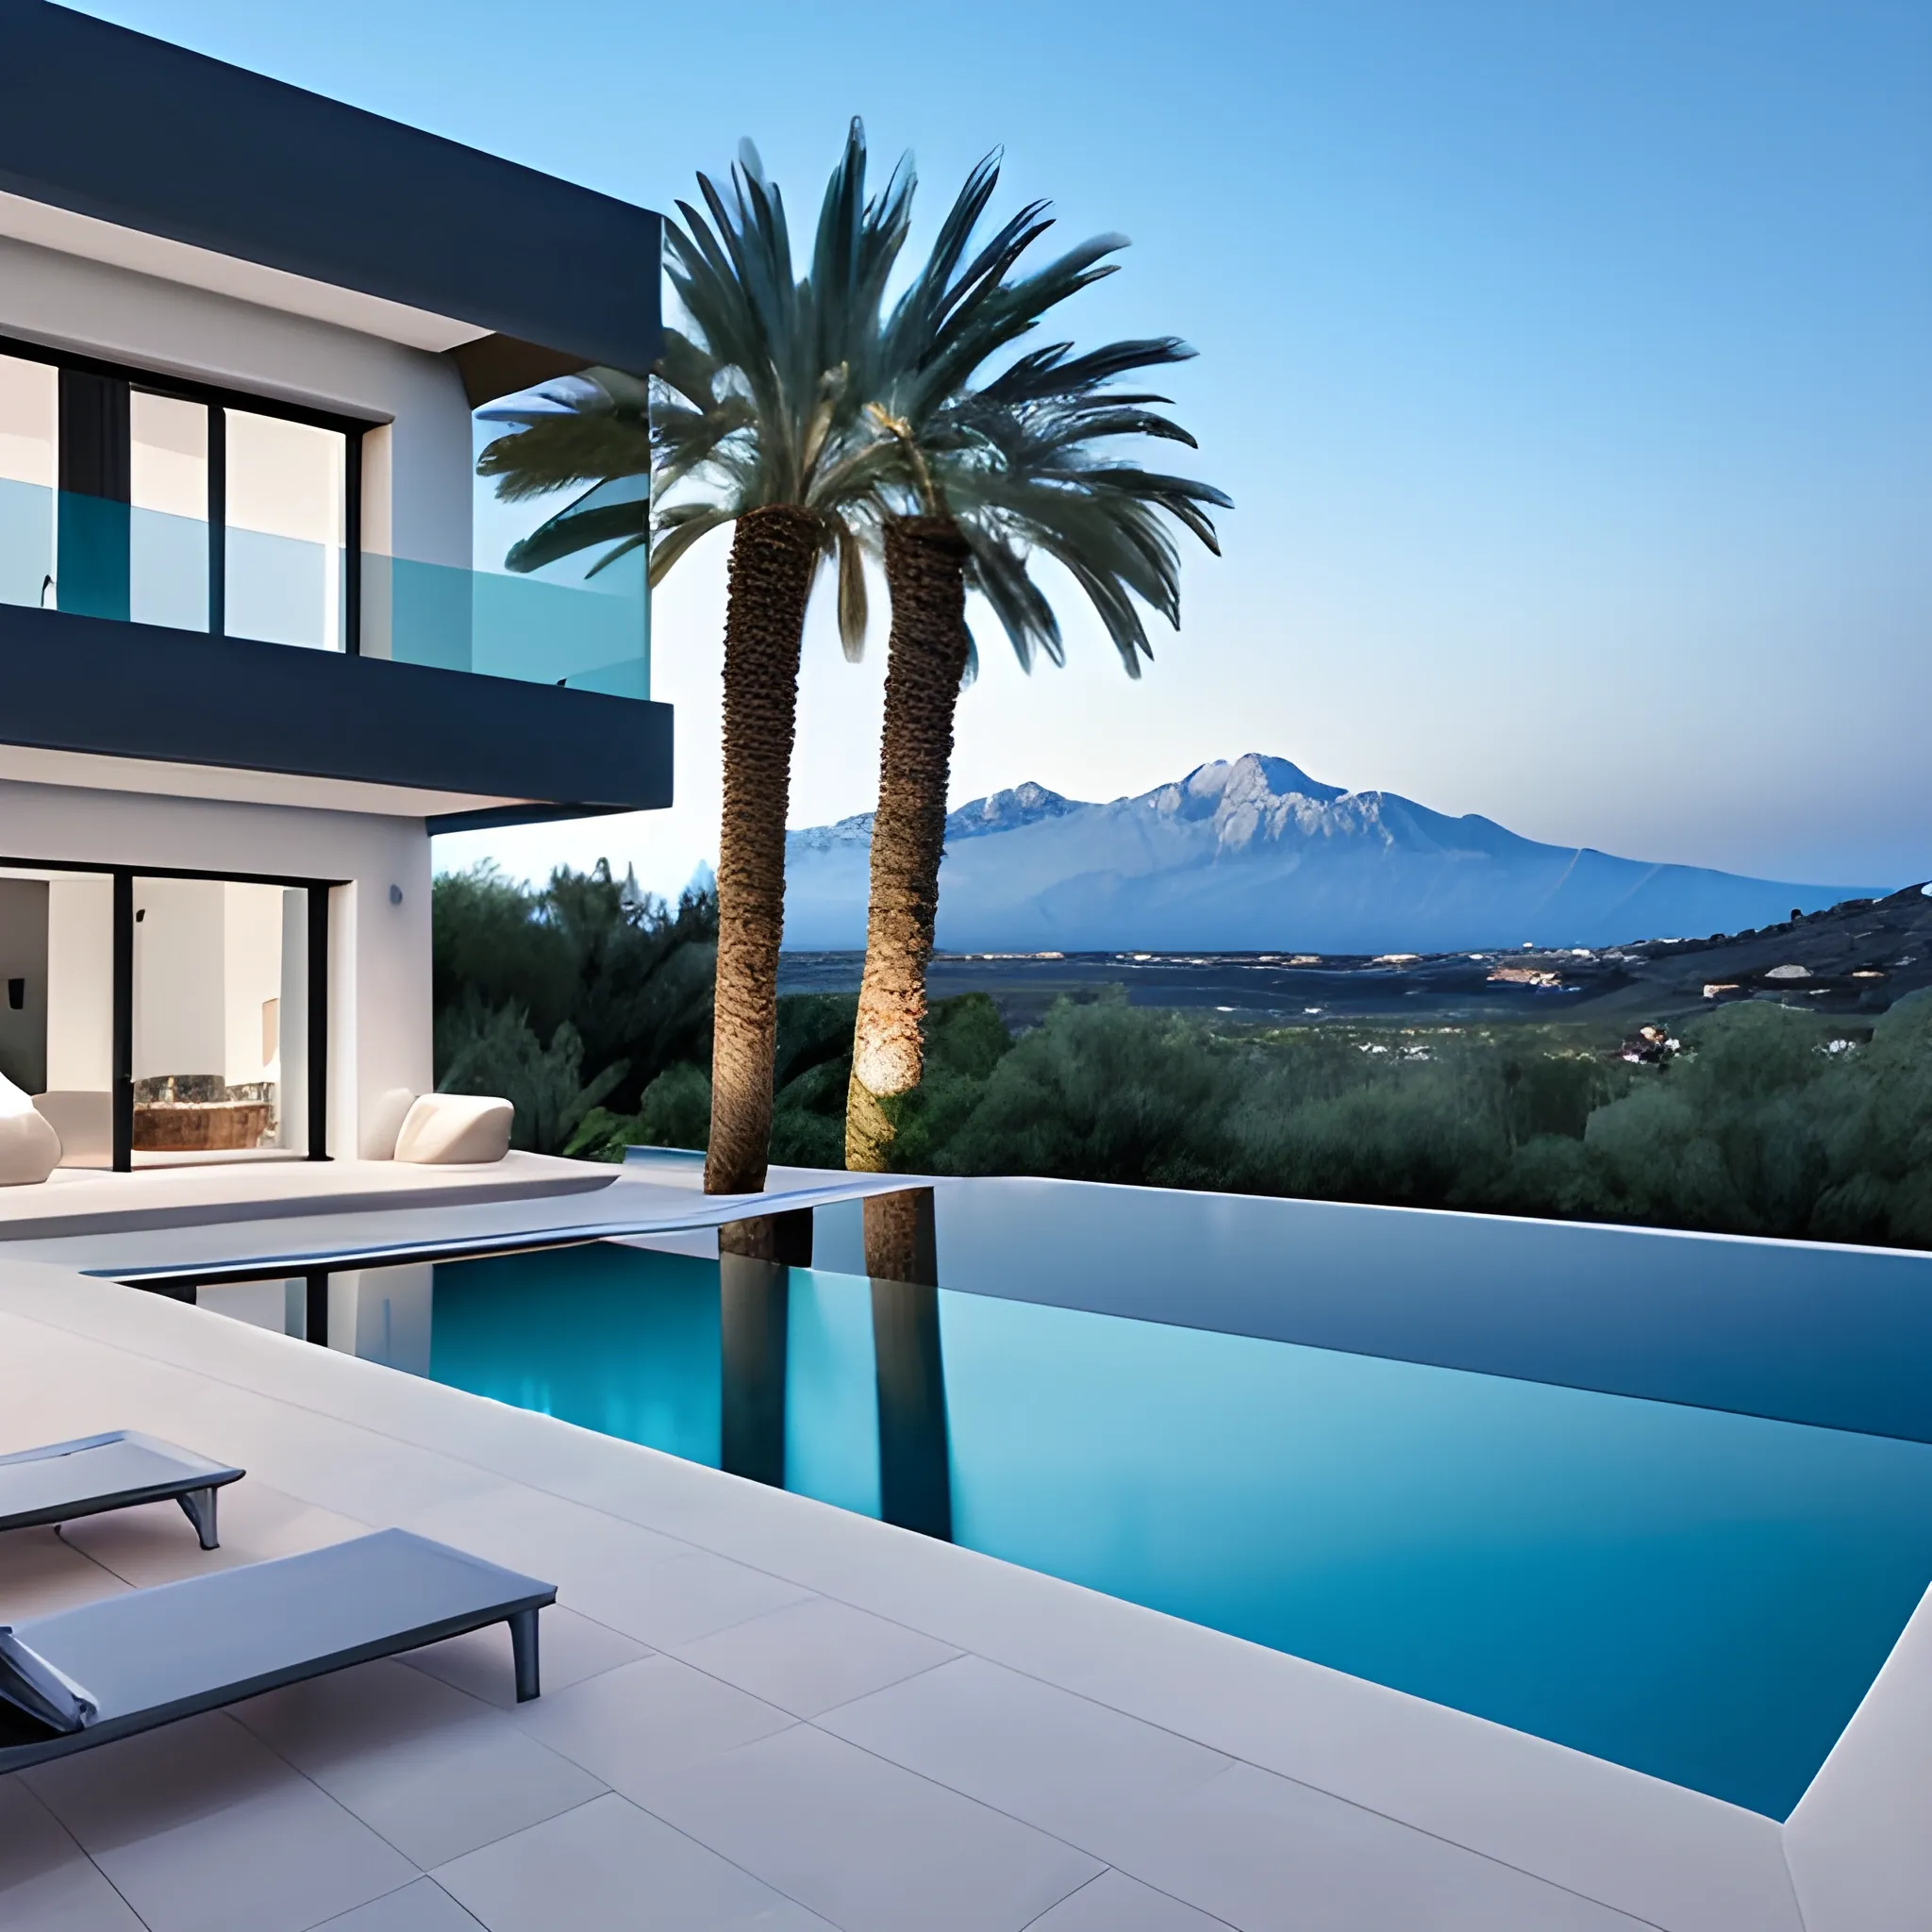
{"left": 0, "top": 232, "right": 472, "bottom": 571}
{"left": 44, "top": 873, "right": 113, "bottom": 1091}
{"left": 0, "top": 778, "right": 431, "bottom": 1158}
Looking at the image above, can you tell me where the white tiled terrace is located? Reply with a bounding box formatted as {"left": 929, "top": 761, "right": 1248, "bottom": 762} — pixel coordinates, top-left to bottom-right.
{"left": 0, "top": 1259, "right": 1921, "bottom": 1932}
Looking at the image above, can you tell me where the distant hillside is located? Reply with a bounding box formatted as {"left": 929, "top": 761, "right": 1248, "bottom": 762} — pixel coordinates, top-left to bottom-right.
{"left": 783, "top": 753, "right": 1886, "bottom": 954}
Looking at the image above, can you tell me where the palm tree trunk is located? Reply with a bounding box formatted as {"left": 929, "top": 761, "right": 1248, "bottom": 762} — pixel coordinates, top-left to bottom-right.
{"left": 708, "top": 505, "right": 822, "bottom": 1260}
{"left": 846, "top": 516, "right": 972, "bottom": 1281}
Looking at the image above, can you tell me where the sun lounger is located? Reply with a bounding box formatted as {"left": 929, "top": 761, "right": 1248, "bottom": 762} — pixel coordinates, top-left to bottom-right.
{"left": 0, "top": 1528, "right": 556, "bottom": 1772}
{"left": 0, "top": 1431, "right": 244, "bottom": 1550}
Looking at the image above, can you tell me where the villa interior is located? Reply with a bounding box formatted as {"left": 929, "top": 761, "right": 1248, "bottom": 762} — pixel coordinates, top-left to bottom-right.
{"left": 0, "top": 860, "right": 320, "bottom": 1170}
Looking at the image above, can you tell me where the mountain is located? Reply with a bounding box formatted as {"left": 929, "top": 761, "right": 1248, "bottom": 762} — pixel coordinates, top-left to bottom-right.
{"left": 782, "top": 753, "right": 1887, "bottom": 954}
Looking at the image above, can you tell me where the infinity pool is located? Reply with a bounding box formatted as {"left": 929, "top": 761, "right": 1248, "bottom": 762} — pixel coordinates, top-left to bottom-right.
{"left": 408, "top": 1241, "right": 1932, "bottom": 1820}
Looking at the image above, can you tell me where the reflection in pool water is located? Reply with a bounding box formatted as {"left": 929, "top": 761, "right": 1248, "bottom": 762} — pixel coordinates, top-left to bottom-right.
{"left": 338, "top": 1241, "right": 1932, "bottom": 1820}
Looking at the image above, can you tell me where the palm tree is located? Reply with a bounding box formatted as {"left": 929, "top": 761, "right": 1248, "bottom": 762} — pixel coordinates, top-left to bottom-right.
{"left": 843, "top": 158, "right": 1230, "bottom": 1281}
{"left": 478, "top": 126, "right": 910, "bottom": 1257}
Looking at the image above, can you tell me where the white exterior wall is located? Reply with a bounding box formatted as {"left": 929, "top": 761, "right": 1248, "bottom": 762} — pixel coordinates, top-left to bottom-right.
{"left": 0, "top": 778, "right": 431, "bottom": 1158}
{"left": 45, "top": 874, "right": 113, "bottom": 1091}
{"left": 0, "top": 228, "right": 482, "bottom": 1150}
{"left": 0, "top": 232, "right": 473, "bottom": 571}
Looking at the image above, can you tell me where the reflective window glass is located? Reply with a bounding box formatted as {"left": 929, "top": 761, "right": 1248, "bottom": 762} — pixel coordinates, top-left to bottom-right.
{"left": 131, "top": 877, "right": 310, "bottom": 1158}
{"left": 0, "top": 354, "right": 57, "bottom": 610}
{"left": 225, "top": 410, "right": 346, "bottom": 649}
{"left": 129, "top": 391, "right": 208, "bottom": 631}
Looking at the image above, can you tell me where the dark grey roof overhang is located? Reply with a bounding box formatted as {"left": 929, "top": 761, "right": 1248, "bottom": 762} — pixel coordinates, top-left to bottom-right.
{"left": 0, "top": 2, "right": 661, "bottom": 399}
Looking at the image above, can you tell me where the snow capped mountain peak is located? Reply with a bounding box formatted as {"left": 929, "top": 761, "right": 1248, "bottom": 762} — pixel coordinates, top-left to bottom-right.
{"left": 782, "top": 754, "right": 1872, "bottom": 952}
{"left": 946, "top": 781, "right": 1082, "bottom": 841}
{"left": 1156, "top": 752, "right": 1343, "bottom": 823}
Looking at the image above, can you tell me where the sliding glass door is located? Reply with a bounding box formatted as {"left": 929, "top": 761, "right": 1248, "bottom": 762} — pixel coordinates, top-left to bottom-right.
{"left": 130, "top": 877, "right": 314, "bottom": 1159}
{"left": 0, "top": 858, "right": 329, "bottom": 1171}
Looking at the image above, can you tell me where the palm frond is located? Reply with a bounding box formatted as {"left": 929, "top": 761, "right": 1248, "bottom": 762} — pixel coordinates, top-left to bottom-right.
{"left": 474, "top": 130, "right": 1227, "bottom": 655}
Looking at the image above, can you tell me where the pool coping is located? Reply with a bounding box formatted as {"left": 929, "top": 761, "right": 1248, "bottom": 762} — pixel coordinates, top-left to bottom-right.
{"left": 6, "top": 1257, "right": 1911, "bottom": 1930}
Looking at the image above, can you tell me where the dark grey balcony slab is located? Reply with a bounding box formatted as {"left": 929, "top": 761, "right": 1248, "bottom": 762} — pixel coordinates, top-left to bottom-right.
{"left": 0, "top": 604, "right": 672, "bottom": 821}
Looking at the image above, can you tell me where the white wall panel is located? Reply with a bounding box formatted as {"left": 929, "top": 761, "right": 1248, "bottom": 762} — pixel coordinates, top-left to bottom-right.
{"left": 44, "top": 873, "right": 112, "bottom": 1091}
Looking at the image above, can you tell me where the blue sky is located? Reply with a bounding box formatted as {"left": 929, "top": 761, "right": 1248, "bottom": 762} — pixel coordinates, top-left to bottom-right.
{"left": 85, "top": 1, "right": 1932, "bottom": 892}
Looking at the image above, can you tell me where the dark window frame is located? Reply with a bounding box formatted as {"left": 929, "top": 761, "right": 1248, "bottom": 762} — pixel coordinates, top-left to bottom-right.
{"left": 0, "top": 850, "right": 341, "bottom": 1171}
{"left": 0, "top": 329, "right": 374, "bottom": 654}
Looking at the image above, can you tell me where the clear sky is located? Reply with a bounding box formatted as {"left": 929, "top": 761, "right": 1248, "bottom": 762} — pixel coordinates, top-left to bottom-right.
{"left": 83, "top": 1, "right": 1932, "bottom": 893}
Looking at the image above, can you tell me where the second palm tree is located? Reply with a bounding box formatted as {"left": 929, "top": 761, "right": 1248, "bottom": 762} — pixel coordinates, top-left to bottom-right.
{"left": 846, "top": 158, "right": 1230, "bottom": 1281}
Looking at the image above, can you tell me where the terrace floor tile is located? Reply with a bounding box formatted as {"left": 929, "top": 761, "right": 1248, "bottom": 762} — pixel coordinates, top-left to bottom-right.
{"left": 432, "top": 1790, "right": 836, "bottom": 1932}
{"left": 582, "top": 1543, "right": 818, "bottom": 1649}
{"left": 58, "top": 1482, "right": 369, "bottom": 1587}
{"left": 22, "top": 1712, "right": 418, "bottom": 1932}
{"left": 632, "top": 1721, "right": 1102, "bottom": 1932}
{"left": 1025, "top": 1869, "right": 1235, "bottom": 1932}
{"left": 0, "top": 1524, "right": 127, "bottom": 1622}
{"left": 233, "top": 1660, "right": 607, "bottom": 1870}
{"left": 509, "top": 1654, "right": 794, "bottom": 1803}
{"left": 819, "top": 1652, "right": 1233, "bottom": 1859}
{"left": 1106, "top": 1759, "right": 1652, "bottom": 1932}
{"left": 673, "top": 1591, "right": 958, "bottom": 1717}
{"left": 402, "top": 1603, "right": 650, "bottom": 1708}
{"left": 0, "top": 1777, "right": 144, "bottom": 1932}
{"left": 313, "top": 1879, "right": 486, "bottom": 1930}
{"left": 403, "top": 1490, "right": 811, "bottom": 1646}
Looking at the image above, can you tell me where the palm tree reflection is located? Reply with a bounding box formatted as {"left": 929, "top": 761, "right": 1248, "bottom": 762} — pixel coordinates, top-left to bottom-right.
{"left": 869, "top": 1189, "right": 953, "bottom": 1541}
{"left": 719, "top": 1254, "right": 789, "bottom": 1488}
{"left": 716, "top": 1191, "right": 954, "bottom": 1540}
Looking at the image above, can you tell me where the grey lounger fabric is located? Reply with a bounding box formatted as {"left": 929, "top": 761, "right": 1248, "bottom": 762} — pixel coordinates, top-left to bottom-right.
{"left": 0, "top": 1528, "right": 556, "bottom": 1772}
{"left": 0, "top": 1431, "right": 243, "bottom": 1550}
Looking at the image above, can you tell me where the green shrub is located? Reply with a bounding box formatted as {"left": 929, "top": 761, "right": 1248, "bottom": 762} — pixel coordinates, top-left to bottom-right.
{"left": 436, "top": 996, "right": 625, "bottom": 1155}
{"left": 1813, "top": 990, "right": 1932, "bottom": 1246}
{"left": 940, "top": 995, "right": 1237, "bottom": 1187}
{"left": 432, "top": 862, "right": 715, "bottom": 1119}
{"left": 433, "top": 872, "right": 1931, "bottom": 1251}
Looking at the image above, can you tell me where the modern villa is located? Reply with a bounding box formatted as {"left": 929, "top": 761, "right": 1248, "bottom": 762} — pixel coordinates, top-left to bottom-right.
{"left": 0, "top": 8, "right": 1927, "bottom": 1932}
{"left": 0, "top": 0, "right": 667, "bottom": 1174}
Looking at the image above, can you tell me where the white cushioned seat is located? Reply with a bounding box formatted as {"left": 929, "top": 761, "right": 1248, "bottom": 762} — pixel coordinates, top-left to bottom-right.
{"left": 0, "top": 1076, "right": 62, "bottom": 1186}
{"left": 364, "top": 1087, "right": 420, "bottom": 1161}
{"left": 32, "top": 1092, "right": 109, "bottom": 1169}
{"left": 392, "top": 1094, "right": 513, "bottom": 1165}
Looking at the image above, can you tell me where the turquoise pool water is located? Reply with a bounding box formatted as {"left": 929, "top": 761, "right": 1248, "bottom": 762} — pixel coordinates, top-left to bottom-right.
{"left": 420, "top": 1242, "right": 1932, "bottom": 1819}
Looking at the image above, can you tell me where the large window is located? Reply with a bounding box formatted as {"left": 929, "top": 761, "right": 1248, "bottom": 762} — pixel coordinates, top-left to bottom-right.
{"left": 131, "top": 876, "right": 312, "bottom": 1160}
{"left": 0, "top": 340, "right": 357, "bottom": 650}
{"left": 0, "top": 858, "right": 328, "bottom": 1171}
{"left": 0, "top": 354, "right": 57, "bottom": 609}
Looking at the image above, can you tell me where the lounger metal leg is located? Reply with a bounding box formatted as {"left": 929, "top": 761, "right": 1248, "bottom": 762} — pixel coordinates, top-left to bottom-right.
{"left": 176, "top": 1486, "right": 219, "bottom": 1550}
{"left": 509, "top": 1607, "right": 541, "bottom": 1702}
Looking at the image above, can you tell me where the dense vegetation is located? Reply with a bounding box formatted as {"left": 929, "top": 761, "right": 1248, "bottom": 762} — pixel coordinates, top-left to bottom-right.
{"left": 432, "top": 863, "right": 716, "bottom": 1156}
{"left": 435, "top": 866, "right": 1932, "bottom": 1250}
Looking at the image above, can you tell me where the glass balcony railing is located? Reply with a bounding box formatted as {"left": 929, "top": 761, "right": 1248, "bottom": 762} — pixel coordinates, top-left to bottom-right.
{"left": 363, "top": 550, "right": 650, "bottom": 700}
{"left": 0, "top": 478, "right": 650, "bottom": 699}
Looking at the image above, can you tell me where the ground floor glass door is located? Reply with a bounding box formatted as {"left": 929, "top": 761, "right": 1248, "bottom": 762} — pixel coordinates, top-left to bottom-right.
{"left": 130, "top": 877, "right": 313, "bottom": 1160}
{"left": 0, "top": 859, "right": 328, "bottom": 1172}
